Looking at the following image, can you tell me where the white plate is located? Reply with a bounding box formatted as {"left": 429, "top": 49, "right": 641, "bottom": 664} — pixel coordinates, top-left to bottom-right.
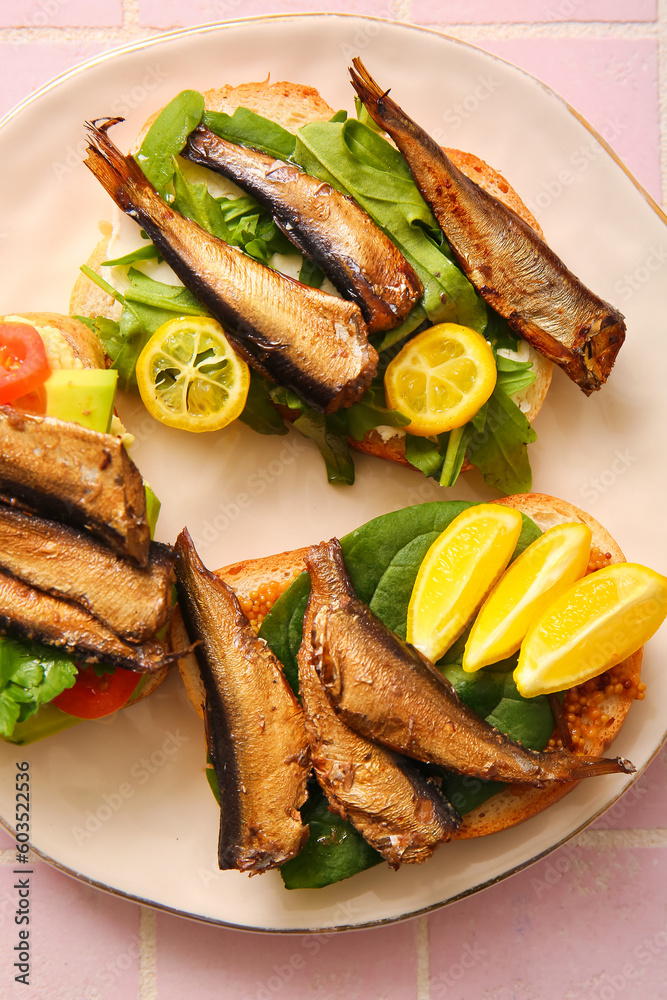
{"left": 0, "top": 15, "right": 665, "bottom": 933}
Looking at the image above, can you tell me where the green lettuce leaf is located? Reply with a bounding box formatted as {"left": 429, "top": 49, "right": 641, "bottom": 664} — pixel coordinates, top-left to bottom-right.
{"left": 0, "top": 638, "right": 78, "bottom": 739}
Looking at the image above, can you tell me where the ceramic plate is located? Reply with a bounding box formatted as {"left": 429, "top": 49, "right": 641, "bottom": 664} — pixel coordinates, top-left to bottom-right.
{"left": 0, "top": 15, "right": 665, "bottom": 932}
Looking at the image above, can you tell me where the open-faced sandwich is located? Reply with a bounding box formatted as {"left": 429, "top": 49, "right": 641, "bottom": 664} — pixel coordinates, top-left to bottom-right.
{"left": 72, "top": 60, "right": 625, "bottom": 494}
{"left": 169, "top": 493, "right": 665, "bottom": 889}
{"left": 0, "top": 313, "right": 178, "bottom": 744}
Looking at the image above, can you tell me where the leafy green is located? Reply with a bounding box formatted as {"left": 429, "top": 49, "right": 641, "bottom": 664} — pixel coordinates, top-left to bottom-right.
{"left": 135, "top": 89, "right": 205, "bottom": 190}
{"left": 495, "top": 353, "right": 537, "bottom": 397}
{"left": 293, "top": 408, "right": 355, "bottom": 486}
{"left": 103, "top": 244, "right": 161, "bottom": 267}
{"left": 467, "top": 385, "right": 537, "bottom": 494}
{"left": 280, "top": 784, "right": 383, "bottom": 889}
{"left": 238, "top": 371, "right": 288, "bottom": 436}
{"left": 294, "top": 118, "right": 487, "bottom": 338}
{"left": 0, "top": 638, "right": 78, "bottom": 739}
{"left": 257, "top": 500, "right": 547, "bottom": 888}
{"left": 203, "top": 106, "right": 296, "bottom": 161}
{"left": 345, "top": 386, "right": 409, "bottom": 442}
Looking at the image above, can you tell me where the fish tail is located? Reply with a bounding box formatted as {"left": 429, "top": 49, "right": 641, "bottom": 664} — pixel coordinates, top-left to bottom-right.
{"left": 563, "top": 755, "right": 635, "bottom": 780}
{"left": 84, "top": 118, "right": 151, "bottom": 215}
{"left": 349, "top": 59, "right": 407, "bottom": 134}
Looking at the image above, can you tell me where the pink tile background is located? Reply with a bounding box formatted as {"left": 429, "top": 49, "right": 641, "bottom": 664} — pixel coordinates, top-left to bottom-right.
{"left": 0, "top": 2, "right": 664, "bottom": 997}
{"left": 0, "top": 863, "right": 141, "bottom": 999}
{"left": 0, "top": 42, "right": 111, "bottom": 119}
{"left": 482, "top": 37, "right": 660, "bottom": 198}
{"left": 429, "top": 843, "right": 667, "bottom": 999}
{"left": 138, "top": 0, "right": 394, "bottom": 31}
{"left": 412, "top": 0, "right": 657, "bottom": 23}
{"left": 155, "top": 913, "right": 419, "bottom": 999}
{"left": 0, "top": 0, "right": 123, "bottom": 28}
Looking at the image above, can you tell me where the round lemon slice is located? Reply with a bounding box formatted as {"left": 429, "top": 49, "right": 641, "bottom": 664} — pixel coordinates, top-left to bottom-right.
{"left": 384, "top": 322, "right": 497, "bottom": 436}
{"left": 462, "top": 522, "right": 592, "bottom": 673}
{"left": 136, "top": 316, "right": 250, "bottom": 433}
{"left": 515, "top": 563, "right": 667, "bottom": 698}
{"left": 407, "top": 503, "right": 524, "bottom": 663}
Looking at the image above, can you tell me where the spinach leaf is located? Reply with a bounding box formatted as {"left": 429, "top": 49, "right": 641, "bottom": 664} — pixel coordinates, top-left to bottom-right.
{"left": 280, "top": 784, "right": 383, "bottom": 889}
{"left": 238, "top": 372, "right": 289, "bottom": 436}
{"left": 204, "top": 106, "right": 297, "bottom": 161}
{"left": 495, "top": 353, "right": 537, "bottom": 397}
{"left": 135, "top": 89, "right": 205, "bottom": 190}
{"left": 467, "top": 386, "right": 537, "bottom": 494}
{"left": 293, "top": 408, "right": 355, "bottom": 486}
{"left": 258, "top": 500, "right": 545, "bottom": 889}
{"left": 0, "top": 638, "right": 78, "bottom": 739}
{"left": 294, "top": 118, "right": 487, "bottom": 337}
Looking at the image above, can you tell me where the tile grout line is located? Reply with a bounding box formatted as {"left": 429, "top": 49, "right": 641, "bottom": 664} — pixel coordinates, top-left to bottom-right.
{"left": 138, "top": 905, "right": 158, "bottom": 1000}
{"left": 415, "top": 914, "right": 431, "bottom": 1000}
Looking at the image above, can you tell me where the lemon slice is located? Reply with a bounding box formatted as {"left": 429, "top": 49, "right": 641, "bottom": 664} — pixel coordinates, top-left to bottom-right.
{"left": 407, "top": 503, "right": 524, "bottom": 663}
{"left": 136, "top": 316, "right": 250, "bottom": 432}
{"left": 515, "top": 563, "right": 667, "bottom": 698}
{"left": 384, "top": 322, "right": 497, "bottom": 436}
{"left": 463, "top": 522, "right": 592, "bottom": 673}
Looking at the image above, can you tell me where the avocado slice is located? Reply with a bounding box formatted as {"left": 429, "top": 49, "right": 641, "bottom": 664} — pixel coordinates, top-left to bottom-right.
{"left": 44, "top": 368, "right": 118, "bottom": 433}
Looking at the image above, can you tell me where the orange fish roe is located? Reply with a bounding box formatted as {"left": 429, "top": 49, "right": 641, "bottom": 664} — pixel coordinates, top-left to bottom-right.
{"left": 547, "top": 663, "right": 647, "bottom": 750}
{"left": 586, "top": 547, "right": 612, "bottom": 574}
{"left": 238, "top": 580, "right": 288, "bottom": 630}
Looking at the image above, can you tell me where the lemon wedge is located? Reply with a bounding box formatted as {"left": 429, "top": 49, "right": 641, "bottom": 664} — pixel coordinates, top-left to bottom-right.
{"left": 384, "top": 323, "right": 497, "bottom": 436}
{"left": 515, "top": 563, "right": 667, "bottom": 698}
{"left": 407, "top": 503, "right": 524, "bottom": 663}
{"left": 136, "top": 316, "right": 250, "bottom": 432}
{"left": 462, "top": 522, "right": 592, "bottom": 673}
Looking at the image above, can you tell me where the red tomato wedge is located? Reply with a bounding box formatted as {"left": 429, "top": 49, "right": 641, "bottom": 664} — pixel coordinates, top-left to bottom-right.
{"left": 0, "top": 322, "right": 50, "bottom": 404}
{"left": 53, "top": 665, "right": 141, "bottom": 720}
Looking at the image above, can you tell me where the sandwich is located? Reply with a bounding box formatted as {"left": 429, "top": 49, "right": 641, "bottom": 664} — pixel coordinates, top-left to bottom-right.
{"left": 72, "top": 61, "right": 624, "bottom": 494}
{"left": 0, "top": 312, "right": 177, "bottom": 744}
{"left": 169, "top": 493, "right": 662, "bottom": 889}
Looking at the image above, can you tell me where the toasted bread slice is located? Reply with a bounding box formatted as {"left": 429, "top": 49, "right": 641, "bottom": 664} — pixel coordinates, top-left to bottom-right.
{"left": 170, "top": 494, "right": 641, "bottom": 842}
{"left": 2, "top": 312, "right": 106, "bottom": 370}
{"left": 72, "top": 78, "right": 553, "bottom": 456}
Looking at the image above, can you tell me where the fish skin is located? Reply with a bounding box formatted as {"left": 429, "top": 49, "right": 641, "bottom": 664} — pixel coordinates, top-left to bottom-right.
{"left": 300, "top": 544, "right": 460, "bottom": 866}
{"left": 309, "top": 538, "right": 634, "bottom": 786}
{"left": 0, "top": 569, "right": 176, "bottom": 672}
{"left": 349, "top": 60, "right": 626, "bottom": 395}
{"left": 0, "top": 505, "right": 174, "bottom": 643}
{"left": 183, "top": 126, "right": 423, "bottom": 334}
{"left": 174, "top": 529, "right": 310, "bottom": 872}
{"left": 85, "top": 121, "right": 378, "bottom": 415}
{"left": 0, "top": 406, "right": 150, "bottom": 566}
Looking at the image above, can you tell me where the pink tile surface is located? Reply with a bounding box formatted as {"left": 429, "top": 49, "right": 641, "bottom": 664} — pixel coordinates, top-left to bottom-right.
{"left": 0, "top": 0, "right": 123, "bottom": 28}
{"left": 593, "top": 741, "right": 667, "bottom": 830}
{"left": 155, "top": 911, "right": 418, "bottom": 999}
{"left": 0, "top": 5, "right": 664, "bottom": 998}
{"left": 429, "top": 844, "right": 667, "bottom": 998}
{"left": 138, "top": 0, "right": 393, "bottom": 30}
{"left": 473, "top": 37, "right": 660, "bottom": 199}
{"left": 0, "top": 42, "right": 112, "bottom": 120}
{"left": 412, "top": 0, "right": 657, "bottom": 23}
{"left": 0, "top": 863, "right": 141, "bottom": 998}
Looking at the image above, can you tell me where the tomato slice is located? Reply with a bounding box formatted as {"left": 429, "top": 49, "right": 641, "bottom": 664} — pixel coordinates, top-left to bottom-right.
{"left": 0, "top": 322, "right": 50, "bottom": 405}
{"left": 52, "top": 665, "right": 141, "bottom": 720}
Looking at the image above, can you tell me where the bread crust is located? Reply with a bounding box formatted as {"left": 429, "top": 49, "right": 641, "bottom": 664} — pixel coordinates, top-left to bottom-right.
{"left": 73, "top": 79, "right": 553, "bottom": 476}
{"left": 2, "top": 312, "right": 106, "bottom": 370}
{"left": 171, "top": 494, "right": 641, "bottom": 843}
